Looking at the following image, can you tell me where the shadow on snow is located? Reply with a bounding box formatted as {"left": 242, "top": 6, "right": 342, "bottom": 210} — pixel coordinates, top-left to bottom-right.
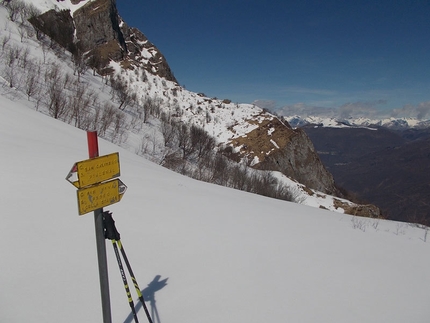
{"left": 124, "top": 275, "right": 169, "bottom": 323}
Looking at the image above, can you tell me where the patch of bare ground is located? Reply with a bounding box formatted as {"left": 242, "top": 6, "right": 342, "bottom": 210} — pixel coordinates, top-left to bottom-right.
{"left": 333, "top": 199, "right": 383, "bottom": 218}
{"left": 229, "top": 116, "right": 295, "bottom": 163}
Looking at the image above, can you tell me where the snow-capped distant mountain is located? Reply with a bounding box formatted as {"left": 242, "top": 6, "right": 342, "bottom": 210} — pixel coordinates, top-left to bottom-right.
{"left": 285, "top": 115, "right": 429, "bottom": 130}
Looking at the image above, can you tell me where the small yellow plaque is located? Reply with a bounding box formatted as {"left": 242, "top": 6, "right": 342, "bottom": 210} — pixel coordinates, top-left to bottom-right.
{"left": 77, "top": 179, "right": 127, "bottom": 215}
{"left": 66, "top": 153, "right": 120, "bottom": 188}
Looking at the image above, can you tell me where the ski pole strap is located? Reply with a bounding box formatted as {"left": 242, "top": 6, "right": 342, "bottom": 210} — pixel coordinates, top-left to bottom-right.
{"left": 103, "top": 211, "right": 121, "bottom": 240}
{"left": 112, "top": 240, "right": 140, "bottom": 323}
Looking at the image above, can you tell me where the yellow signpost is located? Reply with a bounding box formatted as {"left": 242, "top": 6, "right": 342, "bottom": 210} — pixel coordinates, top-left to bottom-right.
{"left": 77, "top": 178, "right": 127, "bottom": 215}
{"left": 66, "top": 151, "right": 127, "bottom": 215}
{"left": 66, "top": 153, "right": 120, "bottom": 189}
{"left": 66, "top": 132, "right": 125, "bottom": 323}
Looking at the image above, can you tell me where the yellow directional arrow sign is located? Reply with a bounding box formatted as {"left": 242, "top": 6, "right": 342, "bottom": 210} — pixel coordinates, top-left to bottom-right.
{"left": 66, "top": 153, "right": 120, "bottom": 188}
{"left": 77, "top": 179, "right": 127, "bottom": 215}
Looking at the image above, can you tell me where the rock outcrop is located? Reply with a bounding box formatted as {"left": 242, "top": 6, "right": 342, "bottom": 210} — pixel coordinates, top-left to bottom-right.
{"left": 119, "top": 23, "right": 177, "bottom": 82}
{"left": 29, "top": 0, "right": 177, "bottom": 81}
{"left": 228, "top": 113, "right": 338, "bottom": 195}
{"left": 28, "top": 9, "right": 75, "bottom": 53}
{"left": 261, "top": 128, "right": 338, "bottom": 195}
{"left": 73, "top": 0, "right": 126, "bottom": 59}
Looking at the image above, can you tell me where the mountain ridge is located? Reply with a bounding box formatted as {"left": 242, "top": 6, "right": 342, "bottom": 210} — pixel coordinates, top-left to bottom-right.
{"left": 284, "top": 114, "right": 430, "bottom": 130}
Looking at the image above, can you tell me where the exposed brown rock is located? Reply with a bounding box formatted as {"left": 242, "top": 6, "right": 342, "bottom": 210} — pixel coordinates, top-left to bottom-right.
{"left": 333, "top": 199, "right": 383, "bottom": 218}
{"left": 73, "top": 0, "right": 126, "bottom": 59}
{"left": 228, "top": 114, "right": 338, "bottom": 195}
{"left": 120, "top": 25, "right": 177, "bottom": 82}
{"left": 29, "top": 0, "right": 176, "bottom": 81}
{"left": 28, "top": 9, "right": 75, "bottom": 53}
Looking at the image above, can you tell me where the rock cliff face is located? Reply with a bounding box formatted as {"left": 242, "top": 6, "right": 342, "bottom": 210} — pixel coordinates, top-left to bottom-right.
{"left": 227, "top": 114, "right": 338, "bottom": 195}
{"left": 261, "top": 128, "right": 338, "bottom": 195}
{"left": 119, "top": 24, "right": 177, "bottom": 82}
{"left": 29, "top": 0, "right": 177, "bottom": 81}
{"left": 28, "top": 9, "right": 75, "bottom": 52}
{"left": 73, "top": 0, "right": 126, "bottom": 60}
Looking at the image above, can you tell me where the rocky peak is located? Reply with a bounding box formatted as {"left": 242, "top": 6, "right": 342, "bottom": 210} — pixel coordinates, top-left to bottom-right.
{"left": 28, "top": 0, "right": 177, "bottom": 81}
{"left": 119, "top": 23, "right": 177, "bottom": 82}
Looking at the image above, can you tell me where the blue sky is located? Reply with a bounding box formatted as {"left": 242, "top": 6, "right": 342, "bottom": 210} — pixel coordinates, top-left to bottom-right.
{"left": 117, "top": 1, "right": 430, "bottom": 118}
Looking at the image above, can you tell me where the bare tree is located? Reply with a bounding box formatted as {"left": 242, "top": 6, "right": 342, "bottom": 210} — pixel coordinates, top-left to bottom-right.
{"left": 27, "top": 2, "right": 41, "bottom": 18}
{"left": 142, "top": 96, "right": 156, "bottom": 123}
{"left": 89, "top": 103, "right": 102, "bottom": 131}
{"left": 249, "top": 171, "right": 278, "bottom": 198}
{"left": 99, "top": 103, "right": 116, "bottom": 136}
{"left": 47, "top": 84, "right": 68, "bottom": 119}
{"left": 24, "top": 61, "right": 40, "bottom": 99}
{"left": 46, "top": 79, "right": 68, "bottom": 119}
{"left": 151, "top": 97, "right": 162, "bottom": 118}
{"left": 110, "top": 76, "right": 136, "bottom": 110}
{"left": 230, "top": 163, "right": 249, "bottom": 191}
{"left": 68, "top": 83, "right": 95, "bottom": 128}
{"left": 72, "top": 50, "right": 87, "bottom": 82}
{"left": 44, "top": 64, "right": 68, "bottom": 119}
{"left": 5, "top": 44, "right": 21, "bottom": 66}
{"left": 176, "top": 123, "right": 195, "bottom": 159}
{"left": 19, "top": 2, "right": 40, "bottom": 25}
{"left": 17, "top": 23, "right": 26, "bottom": 42}
{"left": 87, "top": 53, "right": 102, "bottom": 76}
{"left": 19, "top": 46, "right": 30, "bottom": 70}
{"left": 44, "top": 63, "right": 62, "bottom": 84}
{"left": 1, "top": 32, "right": 10, "bottom": 52}
{"left": 113, "top": 110, "right": 126, "bottom": 135}
{"left": 141, "top": 97, "right": 150, "bottom": 123}
{"left": 33, "top": 25, "right": 45, "bottom": 41}
{"left": 62, "top": 72, "right": 72, "bottom": 90}
{"left": 160, "top": 118, "right": 176, "bottom": 147}
{"left": 190, "top": 125, "right": 215, "bottom": 159}
{"left": 3, "top": 60, "right": 17, "bottom": 88}
{"left": 5, "top": 0, "right": 24, "bottom": 22}
{"left": 211, "top": 152, "right": 229, "bottom": 185}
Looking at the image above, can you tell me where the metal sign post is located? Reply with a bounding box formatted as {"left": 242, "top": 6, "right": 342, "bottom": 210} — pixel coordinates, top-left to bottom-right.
{"left": 87, "top": 131, "right": 112, "bottom": 323}
{"left": 66, "top": 131, "right": 127, "bottom": 323}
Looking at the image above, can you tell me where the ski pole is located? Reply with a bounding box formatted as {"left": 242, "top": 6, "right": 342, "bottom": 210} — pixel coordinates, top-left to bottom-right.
{"left": 112, "top": 240, "right": 140, "bottom": 323}
{"left": 103, "top": 211, "right": 139, "bottom": 323}
{"left": 103, "top": 211, "right": 153, "bottom": 323}
{"left": 116, "top": 239, "right": 154, "bottom": 323}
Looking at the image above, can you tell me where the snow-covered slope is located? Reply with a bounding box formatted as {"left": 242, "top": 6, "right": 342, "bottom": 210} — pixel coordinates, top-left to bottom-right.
{"left": 1, "top": 75, "right": 430, "bottom": 323}
{"left": 1, "top": 2, "right": 430, "bottom": 321}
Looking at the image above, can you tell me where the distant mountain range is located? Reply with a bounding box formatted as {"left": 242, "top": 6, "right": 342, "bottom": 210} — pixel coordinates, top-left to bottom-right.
{"left": 285, "top": 115, "right": 430, "bottom": 130}
{"left": 283, "top": 115, "right": 430, "bottom": 223}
